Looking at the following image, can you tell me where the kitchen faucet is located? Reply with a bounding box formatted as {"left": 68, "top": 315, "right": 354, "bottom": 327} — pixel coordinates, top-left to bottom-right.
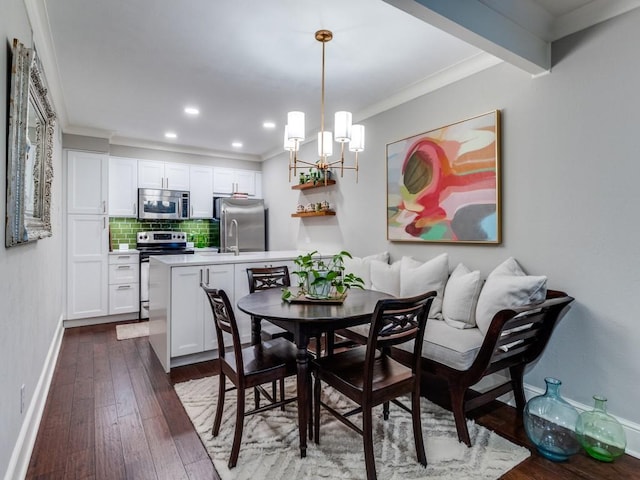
{"left": 229, "top": 218, "right": 239, "bottom": 256}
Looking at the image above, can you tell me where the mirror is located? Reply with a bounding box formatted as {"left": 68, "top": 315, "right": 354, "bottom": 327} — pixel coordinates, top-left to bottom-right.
{"left": 6, "top": 39, "right": 56, "bottom": 247}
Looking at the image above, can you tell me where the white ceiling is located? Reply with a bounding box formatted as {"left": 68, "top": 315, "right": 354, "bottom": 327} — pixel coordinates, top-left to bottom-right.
{"left": 33, "top": 0, "right": 640, "bottom": 161}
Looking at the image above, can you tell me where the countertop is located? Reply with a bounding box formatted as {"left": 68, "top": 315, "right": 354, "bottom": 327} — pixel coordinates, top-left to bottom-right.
{"left": 149, "top": 250, "right": 313, "bottom": 267}
{"left": 109, "top": 249, "right": 139, "bottom": 255}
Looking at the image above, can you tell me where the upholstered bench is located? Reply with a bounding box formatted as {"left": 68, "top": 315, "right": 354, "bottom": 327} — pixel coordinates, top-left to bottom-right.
{"left": 341, "top": 253, "right": 575, "bottom": 446}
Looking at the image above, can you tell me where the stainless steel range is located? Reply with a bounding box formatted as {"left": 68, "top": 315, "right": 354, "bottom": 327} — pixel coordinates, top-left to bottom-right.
{"left": 137, "top": 231, "right": 194, "bottom": 318}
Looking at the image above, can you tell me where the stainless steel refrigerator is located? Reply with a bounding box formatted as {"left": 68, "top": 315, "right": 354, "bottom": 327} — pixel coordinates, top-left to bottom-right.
{"left": 214, "top": 198, "right": 266, "bottom": 253}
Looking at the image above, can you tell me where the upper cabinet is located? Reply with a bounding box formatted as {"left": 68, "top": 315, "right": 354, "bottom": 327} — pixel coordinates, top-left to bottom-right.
{"left": 254, "top": 172, "right": 262, "bottom": 198}
{"left": 67, "top": 151, "right": 108, "bottom": 215}
{"left": 189, "top": 165, "right": 214, "bottom": 218}
{"left": 108, "top": 157, "right": 138, "bottom": 217}
{"left": 138, "top": 159, "right": 190, "bottom": 191}
{"left": 213, "top": 167, "right": 257, "bottom": 196}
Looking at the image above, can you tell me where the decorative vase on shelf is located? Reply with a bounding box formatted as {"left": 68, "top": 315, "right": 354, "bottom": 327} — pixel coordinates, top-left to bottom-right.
{"left": 575, "top": 395, "right": 626, "bottom": 462}
{"left": 523, "top": 377, "right": 581, "bottom": 462}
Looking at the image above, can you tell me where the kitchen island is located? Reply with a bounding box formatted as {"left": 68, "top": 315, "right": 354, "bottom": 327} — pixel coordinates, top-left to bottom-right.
{"left": 148, "top": 250, "right": 307, "bottom": 372}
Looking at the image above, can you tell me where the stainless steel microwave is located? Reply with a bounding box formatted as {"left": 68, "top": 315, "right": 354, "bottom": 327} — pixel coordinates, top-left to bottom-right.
{"left": 138, "top": 188, "right": 190, "bottom": 220}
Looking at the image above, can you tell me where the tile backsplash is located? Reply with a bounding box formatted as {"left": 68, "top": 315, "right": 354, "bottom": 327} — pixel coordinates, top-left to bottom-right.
{"left": 109, "top": 218, "right": 219, "bottom": 250}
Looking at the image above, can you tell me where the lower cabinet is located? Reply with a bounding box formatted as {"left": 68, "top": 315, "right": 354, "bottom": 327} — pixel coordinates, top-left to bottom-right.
{"left": 66, "top": 214, "right": 109, "bottom": 319}
{"left": 170, "top": 264, "right": 234, "bottom": 357}
{"left": 108, "top": 252, "right": 140, "bottom": 315}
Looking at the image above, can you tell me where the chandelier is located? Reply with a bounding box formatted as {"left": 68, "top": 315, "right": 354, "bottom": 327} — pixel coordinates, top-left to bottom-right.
{"left": 284, "top": 30, "right": 365, "bottom": 183}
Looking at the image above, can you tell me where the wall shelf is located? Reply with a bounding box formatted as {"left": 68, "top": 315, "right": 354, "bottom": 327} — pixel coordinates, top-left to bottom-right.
{"left": 291, "top": 210, "right": 336, "bottom": 218}
{"left": 291, "top": 179, "right": 336, "bottom": 190}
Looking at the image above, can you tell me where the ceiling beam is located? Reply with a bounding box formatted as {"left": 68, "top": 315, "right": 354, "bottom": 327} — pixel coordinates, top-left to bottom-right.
{"left": 384, "top": 0, "right": 551, "bottom": 75}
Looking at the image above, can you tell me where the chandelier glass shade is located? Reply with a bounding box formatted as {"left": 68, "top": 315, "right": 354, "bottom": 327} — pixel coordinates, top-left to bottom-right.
{"left": 285, "top": 30, "right": 365, "bottom": 183}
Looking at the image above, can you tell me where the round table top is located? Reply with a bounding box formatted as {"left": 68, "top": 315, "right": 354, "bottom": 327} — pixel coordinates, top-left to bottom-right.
{"left": 237, "top": 288, "right": 393, "bottom": 324}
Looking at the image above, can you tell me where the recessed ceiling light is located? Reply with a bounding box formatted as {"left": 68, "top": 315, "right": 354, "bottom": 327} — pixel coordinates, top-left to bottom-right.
{"left": 231, "top": 142, "right": 243, "bottom": 148}
{"left": 184, "top": 107, "right": 200, "bottom": 115}
{"left": 165, "top": 132, "right": 177, "bottom": 139}
{"left": 263, "top": 121, "right": 276, "bottom": 129}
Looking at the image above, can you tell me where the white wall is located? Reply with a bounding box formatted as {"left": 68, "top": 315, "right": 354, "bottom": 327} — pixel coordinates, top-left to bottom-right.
{"left": 1, "top": 1, "right": 65, "bottom": 478}
{"left": 264, "top": 9, "right": 640, "bottom": 429}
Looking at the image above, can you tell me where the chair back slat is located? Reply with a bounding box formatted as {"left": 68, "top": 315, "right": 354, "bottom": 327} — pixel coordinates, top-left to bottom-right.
{"left": 247, "top": 266, "right": 291, "bottom": 293}
{"left": 202, "top": 286, "right": 244, "bottom": 370}
{"left": 364, "top": 291, "right": 435, "bottom": 388}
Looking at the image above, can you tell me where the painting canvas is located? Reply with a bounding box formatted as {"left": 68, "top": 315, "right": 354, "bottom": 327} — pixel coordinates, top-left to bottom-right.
{"left": 386, "top": 110, "right": 501, "bottom": 244}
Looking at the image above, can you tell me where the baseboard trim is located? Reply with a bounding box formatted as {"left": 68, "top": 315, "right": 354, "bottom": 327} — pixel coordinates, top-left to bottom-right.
{"left": 63, "top": 311, "right": 139, "bottom": 328}
{"left": 4, "top": 315, "right": 64, "bottom": 480}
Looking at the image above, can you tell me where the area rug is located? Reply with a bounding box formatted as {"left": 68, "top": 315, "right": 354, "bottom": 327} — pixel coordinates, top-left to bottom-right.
{"left": 174, "top": 376, "right": 530, "bottom": 480}
{"left": 115, "top": 321, "right": 149, "bottom": 340}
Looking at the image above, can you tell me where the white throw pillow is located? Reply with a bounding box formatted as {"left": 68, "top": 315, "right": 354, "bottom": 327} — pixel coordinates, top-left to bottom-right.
{"left": 442, "top": 263, "right": 483, "bottom": 329}
{"left": 400, "top": 254, "right": 449, "bottom": 319}
{"left": 343, "top": 252, "right": 389, "bottom": 289}
{"left": 475, "top": 257, "right": 547, "bottom": 335}
{"left": 370, "top": 259, "right": 401, "bottom": 297}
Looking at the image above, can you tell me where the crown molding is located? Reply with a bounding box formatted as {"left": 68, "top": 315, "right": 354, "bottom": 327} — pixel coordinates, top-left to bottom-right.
{"left": 110, "top": 136, "right": 261, "bottom": 162}
{"left": 552, "top": 0, "right": 640, "bottom": 40}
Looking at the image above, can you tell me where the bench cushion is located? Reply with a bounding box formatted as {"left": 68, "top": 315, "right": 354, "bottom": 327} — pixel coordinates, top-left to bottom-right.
{"left": 350, "top": 319, "right": 484, "bottom": 371}
{"left": 370, "top": 259, "right": 402, "bottom": 296}
{"left": 442, "top": 263, "right": 483, "bottom": 329}
{"left": 343, "top": 252, "right": 389, "bottom": 289}
{"left": 475, "top": 257, "right": 547, "bottom": 335}
{"left": 400, "top": 254, "right": 449, "bottom": 320}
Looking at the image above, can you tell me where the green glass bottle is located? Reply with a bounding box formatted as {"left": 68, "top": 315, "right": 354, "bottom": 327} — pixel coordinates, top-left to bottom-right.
{"left": 576, "top": 396, "right": 626, "bottom": 462}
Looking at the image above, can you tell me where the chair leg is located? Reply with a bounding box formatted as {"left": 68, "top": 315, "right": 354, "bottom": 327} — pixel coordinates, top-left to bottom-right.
{"left": 510, "top": 364, "right": 527, "bottom": 415}
{"left": 314, "top": 373, "right": 321, "bottom": 444}
{"left": 326, "top": 331, "right": 335, "bottom": 356}
{"left": 450, "top": 385, "right": 471, "bottom": 447}
{"left": 308, "top": 370, "right": 313, "bottom": 440}
{"left": 362, "top": 405, "right": 377, "bottom": 480}
{"left": 228, "top": 386, "right": 246, "bottom": 469}
{"left": 254, "top": 386, "right": 260, "bottom": 409}
{"left": 280, "top": 378, "right": 285, "bottom": 411}
{"left": 412, "top": 388, "right": 427, "bottom": 466}
{"left": 213, "top": 374, "right": 226, "bottom": 436}
{"left": 383, "top": 401, "right": 390, "bottom": 421}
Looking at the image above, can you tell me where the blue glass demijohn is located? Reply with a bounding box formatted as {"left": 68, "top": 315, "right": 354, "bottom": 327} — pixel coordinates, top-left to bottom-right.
{"left": 523, "top": 377, "right": 580, "bottom": 461}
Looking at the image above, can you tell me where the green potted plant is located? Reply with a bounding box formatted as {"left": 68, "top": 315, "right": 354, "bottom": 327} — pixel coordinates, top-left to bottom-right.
{"left": 282, "top": 250, "right": 364, "bottom": 301}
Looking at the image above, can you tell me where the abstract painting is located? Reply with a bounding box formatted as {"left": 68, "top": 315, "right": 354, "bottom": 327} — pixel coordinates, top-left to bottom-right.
{"left": 386, "top": 110, "right": 501, "bottom": 244}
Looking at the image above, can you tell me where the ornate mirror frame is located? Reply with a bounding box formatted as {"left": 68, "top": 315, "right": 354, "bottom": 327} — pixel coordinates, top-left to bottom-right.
{"left": 6, "top": 39, "right": 56, "bottom": 247}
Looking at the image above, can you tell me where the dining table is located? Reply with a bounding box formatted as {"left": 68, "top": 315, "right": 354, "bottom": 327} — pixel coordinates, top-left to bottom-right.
{"left": 236, "top": 287, "right": 393, "bottom": 458}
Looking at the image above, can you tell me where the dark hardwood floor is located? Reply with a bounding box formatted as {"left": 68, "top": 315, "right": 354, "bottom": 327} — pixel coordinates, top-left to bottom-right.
{"left": 26, "top": 322, "right": 640, "bottom": 479}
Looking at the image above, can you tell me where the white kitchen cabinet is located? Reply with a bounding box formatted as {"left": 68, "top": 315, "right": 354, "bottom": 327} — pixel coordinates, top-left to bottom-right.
{"left": 189, "top": 165, "right": 214, "bottom": 218}
{"left": 108, "top": 252, "right": 140, "bottom": 315}
{"left": 213, "top": 167, "right": 256, "bottom": 196}
{"left": 67, "top": 150, "right": 108, "bottom": 215}
{"left": 67, "top": 214, "right": 109, "bottom": 319}
{"left": 254, "top": 172, "right": 263, "bottom": 198}
{"left": 138, "top": 159, "right": 190, "bottom": 191}
{"left": 108, "top": 157, "right": 138, "bottom": 217}
{"left": 170, "top": 264, "right": 234, "bottom": 357}
{"left": 235, "top": 169, "right": 256, "bottom": 195}
{"left": 66, "top": 150, "right": 110, "bottom": 320}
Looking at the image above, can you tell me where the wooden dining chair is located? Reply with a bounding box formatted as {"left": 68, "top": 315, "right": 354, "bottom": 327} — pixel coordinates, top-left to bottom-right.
{"left": 312, "top": 291, "right": 436, "bottom": 480}
{"left": 247, "top": 266, "right": 294, "bottom": 343}
{"left": 202, "top": 286, "right": 299, "bottom": 468}
{"left": 247, "top": 265, "right": 325, "bottom": 356}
